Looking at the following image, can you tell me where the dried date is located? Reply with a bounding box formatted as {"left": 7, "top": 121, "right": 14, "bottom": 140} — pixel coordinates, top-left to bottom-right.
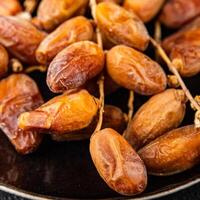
{"left": 90, "top": 128, "right": 147, "bottom": 195}
{"left": 18, "top": 89, "right": 99, "bottom": 134}
{"left": 47, "top": 41, "right": 105, "bottom": 93}
{"left": 124, "top": 89, "right": 186, "bottom": 150}
{"left": 96, "top": 2, "right": 149, "bottom": 51}
{"left": 36, "top": 16, "right": 94, "bottom": 64}
{"left": 139, "top": 125, "right": 200, "bottom": 176}
{"left": 106, "top": 45, "right": 167, "bottom": 95}
{"left": 0, "top": 74, "right": 43, "bottom": 154}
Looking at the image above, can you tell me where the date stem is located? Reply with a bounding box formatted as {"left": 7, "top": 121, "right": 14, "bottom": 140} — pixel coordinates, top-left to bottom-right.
{"left": 10, "top": 58, "right": 23, "bottom": 72}
{"left": 90, "top": 0, "right": 105, "bottom": 132}
{"left": 150, "top": 37, "right": 200, "bottom": 127}
{"left": 128, "top": 90, "right": 134, "bottom": 123}
{"left": 25, "top": 65, "right": 47, "bottom": 73}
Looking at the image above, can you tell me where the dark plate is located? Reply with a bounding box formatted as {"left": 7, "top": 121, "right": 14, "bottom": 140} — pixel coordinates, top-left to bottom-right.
{"left": 0, "top": 71, "right": 200, "bottom": 200}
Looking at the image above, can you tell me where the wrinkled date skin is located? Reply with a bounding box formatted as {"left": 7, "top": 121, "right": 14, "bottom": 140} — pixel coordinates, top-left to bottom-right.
{"left": 36, "top": 16, "right": 94, "bottom": 64}
{"left": 0, "top": 16, "right": 45, "bottom": 64}
{"left": 160, "top": 0, "right": 200, "bottom": 28}
{"left": 37, "top": 0, "right": 89, "bottom": 31}
{"left": 0, "top": 0, "right": 22, "bottom": 16}
{"left": 139, "top": 125, "right": 200, "bottom": 176}
{"left": 0, "top": 45, "right": 9, "bottom": 78}
{"left": 123, "top": 0, "right": 165, "bottom": 23}
{"left": 51, "top": 105, "right": 127, "bottom": 141}
{"left": 124, "top": 89, "right": 186, "bottom": 150}
{"left": 162, "top": 17, "right": 200, "bottom": 77}
{"left": 90, "top": 128, "right": 147, "bottom": 196}
{"left": 18, "top": 89, "right": 99, "bottom": 135}
{"left": 96, "top": 2, "right": 149, "bottom": 51}
{"left": 47, "top": 41, "right": 105, "bottom": 93}
{"left": 107, "top": 45, "right": 167, "bottom": 95}
{"left": 0, "top": 74, "right": 43, "bottom": 154}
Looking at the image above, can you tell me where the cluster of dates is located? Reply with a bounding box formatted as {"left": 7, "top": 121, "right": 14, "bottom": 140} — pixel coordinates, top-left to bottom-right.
{"left": 0, "top": 0, "right": 200, "bottom": 197}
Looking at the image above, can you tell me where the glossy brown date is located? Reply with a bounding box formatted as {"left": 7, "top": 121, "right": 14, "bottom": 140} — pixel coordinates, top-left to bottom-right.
{"left": 51, "top": 105, "right": 126, "bottom": 141}
{"left": 0, "top": 74, "right": 43, "bottom": 154}
{"left": 47, "top": 41, "right": 105, "bottom": 93}
{"left": 0, "top": 0, "right": 22, "bottom": 16}
{"left": 160, "top": 0, "right": 200, "bottom": 28}
{"left": 106, "top": 45, "right": 167, "bottom": 95}
{"left": 0, "top": 45, "right": 9, "bottom": 78}
{"left": 124, "top": 89, "right": 186, "bottom": 150}
{"left": 123, "top": 0, "right": 165, "bottom": 23}
{"left": 96, "top": 2, "right": 149, "bottom": 51}
{"left": 0, "top": 16, "right": 45, "bottom": 64}
{"left": 162, "top": 17, "right": 200, "bottom": 77}
{"left": 18, "top": 89, "right": 99, "bottom": 135}
{"left": 37, "top": 0, "right": 88, "bottom": 31}
{"left": 36, "top": 16, "right": 94, "bottom": 64}
{"left": 90, "top": 128, "right": 147, "bottom": 196}
{"left": 139, "top": 125, "right": 200, "bottom": 176}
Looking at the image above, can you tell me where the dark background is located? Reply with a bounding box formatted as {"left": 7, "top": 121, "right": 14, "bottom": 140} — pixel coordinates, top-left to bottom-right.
{"left": 1, "top": 183, "right": 200, "bottom": 200}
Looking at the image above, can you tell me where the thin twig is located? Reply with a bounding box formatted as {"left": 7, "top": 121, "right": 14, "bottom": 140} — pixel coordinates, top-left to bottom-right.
{"left": 150, "top": 37, "right": 200, "bottom": 127}
{"left": 25, "top": 65, "right": 47, "bottom": 73}
{"left": 128, "top": 90, "right": 134, "bottom": 123}
{"left": 90, "top": 0, "right": 105, "bottom": 132}
{"left": 24, "top": 0, "right": 37, "bottom": 13}
{"left": 154, "top": 21, "right": 161, "bottom": 61}
{"left": 94, "top": 75, "right": 105, "bottom": 132}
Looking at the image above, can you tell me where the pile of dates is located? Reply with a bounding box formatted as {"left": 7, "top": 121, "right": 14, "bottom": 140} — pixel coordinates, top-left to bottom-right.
{"left": 0, "top": 0, "right": 200, "bottom": 196}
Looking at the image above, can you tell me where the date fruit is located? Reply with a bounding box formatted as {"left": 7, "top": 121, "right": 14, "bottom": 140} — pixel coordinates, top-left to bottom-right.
{"left": 0, "top": 45, "right": 9, "bottom": 78}
{"left": 96, "top": 2, "right": 149, "bottom": 51}
{"left": 90, "top": 128, "right": 147, "bottom": 196}
{"left": 162, "top": 17, "right": 200, "bottom": 77}
{"left": 0, "top": 16, "right": 45, "bottom": 64}
{"left": 160, "top": 0, "right": 200, "bottom": 28}
{"left": 0, "top": 74, "right": 43, "bottom": 154}
{"left": 18, "top": 89, "right": 99, "bottom": 134}
{"left": 107, "top": 45, "right": 167, "bottom": 95}
{"left": 123, "top": 0, "right": 165, "bottom": 23}
{"left": 139, "top": 125, "right": 200, "bottom": 176}
{"left": 47, "top": 41, "right": 105, "bottom": 93}
{"left": 0, "top": 0, "right": 22, "bottom": 16}
{"left": 36, "top": 16, "right": 94, "bottom": 64}
{"left": 124, "top": 89, "right": 186, "bottom": 150}
{"left": 37, "top": 0, "right": 89, "bottom": 31}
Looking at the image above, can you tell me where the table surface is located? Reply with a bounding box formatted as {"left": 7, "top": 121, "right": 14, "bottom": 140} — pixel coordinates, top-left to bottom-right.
{"left": 0, "top": 183, "right": 200, "bottom": 200}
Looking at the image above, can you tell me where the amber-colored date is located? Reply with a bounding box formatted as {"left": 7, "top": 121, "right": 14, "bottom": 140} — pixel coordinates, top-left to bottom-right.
{"left": 51, "top": 105, "right": 126, "bottom": 141}
{"left": 0, "top": 45, "right": 9, "bottom": 78}
{"left": 123, "top": 0, "right": 165, "bottom": 23}
{"left": 90, "top": 128, "right": 147, "bottom": 196}
{"left": 18, "top": 89, "right": 99, "bottom": 134}
{"left": 37, "top": 0, "right": 88, "bottom": 31}
{"left": 107, "top": 45, "right": 167, "bottom": 95}
{"left": 160, "top": 0, "right": 200, "bottom": 28}
{"left": 96, "top": 2, "right": 149, "bottom": 51}
{"left": 0, "top": 74, "right": 43, "bottom": 154}
{"left": 0, "top": 0, "right": 22, "bottom": 16}
{"left": 36, "top": 16, "right": 94, "bottom": 64}
{"left": 124, "top": 89, "right": 186, "bottom": 150}
{"left": 139, "top": 125, "right": 200, "bottom": 176}
{"left": 162, "top": 17, "right": 200, "bottom": 77}
{"left": 47, "top": 41, "right": 104, "bottom": 93}
{"left": 0, "top": 16, "right": 45, "bottom": 64}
